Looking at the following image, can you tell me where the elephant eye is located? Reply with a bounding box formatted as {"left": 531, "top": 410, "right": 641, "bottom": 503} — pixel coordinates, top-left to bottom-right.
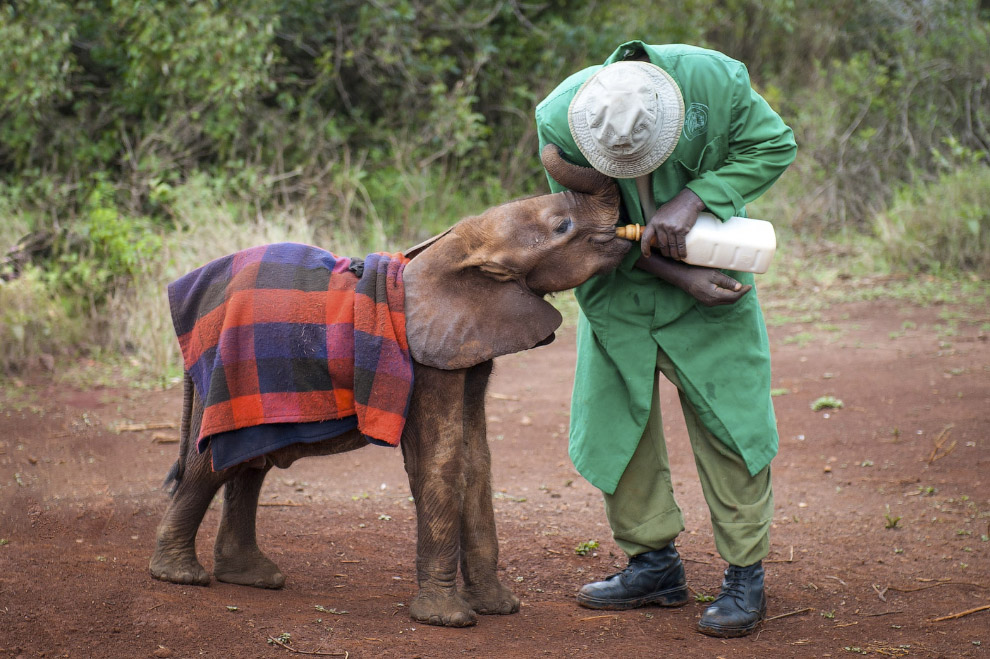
{"left": 553, "top": 217, "right": 573, "bottom": 235}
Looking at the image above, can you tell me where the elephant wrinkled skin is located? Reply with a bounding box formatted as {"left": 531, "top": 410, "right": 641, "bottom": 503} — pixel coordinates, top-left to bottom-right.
{"left": 149, "top": 145, "right": 629, "bottom": 627}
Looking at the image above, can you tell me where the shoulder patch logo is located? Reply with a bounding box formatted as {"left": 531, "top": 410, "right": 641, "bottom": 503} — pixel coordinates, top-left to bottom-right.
{"left": 683, "top": 103, "right": 709, "bottom": 141}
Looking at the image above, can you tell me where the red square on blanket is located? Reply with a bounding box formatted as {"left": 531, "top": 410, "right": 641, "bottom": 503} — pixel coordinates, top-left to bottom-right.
{"left": 229, "top": 393, "right": 265, "bottom": 426}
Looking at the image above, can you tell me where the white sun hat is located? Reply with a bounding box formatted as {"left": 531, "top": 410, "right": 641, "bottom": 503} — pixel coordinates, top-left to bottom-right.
{"left": 568, "top": 60, "right": 684, "bottom": 179}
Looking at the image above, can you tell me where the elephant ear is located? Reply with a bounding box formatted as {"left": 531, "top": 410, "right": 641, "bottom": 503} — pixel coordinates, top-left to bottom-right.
{"left": 401, "top": 227, "right": 452, "bottom": 260}
{"left": 402, "top": 231, "right": 562, "bottom": 370}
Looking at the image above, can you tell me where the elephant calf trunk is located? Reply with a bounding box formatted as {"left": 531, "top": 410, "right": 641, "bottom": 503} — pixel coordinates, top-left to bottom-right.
{"left": 540, "top": 144, "right": 617, "bottom": 200}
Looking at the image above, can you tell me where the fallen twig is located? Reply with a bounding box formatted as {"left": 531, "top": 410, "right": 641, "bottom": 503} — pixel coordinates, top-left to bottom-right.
{"left": 680, "top": 556, "right": 712, "bottom": 565}
{"left": 115, "top": 422, "right": 177, "bottom": 433}
{"left": 765, "top": 607, "right": 813, "bottom": 622}
{"left": 826, "top": 575, "right": 847, "bottom": 586}
{"left": 887, "top": 580, "right": 989, "bottom": 593}
{"left": 488, "top": 392, "right": 520, "bottom": 401}
{"left": 930, "top": 603, "right": 990, "bottom": 622}
{"left": 872, "top": 583, "right": 888, "bottom": 602}
{"left": 102, "top": 507, "right": 115, "bottom": 534}
{"left": 580, "top": 614, "right": 619, "bottom": 622}
{"left": 766, "top": 546, "right": 795, "bottom": 564}
{"left": 259, "top": 501, "right": 305, "bottom": 507}
{"left": 925, "top": 424, "right": 956, "bottom": 464}
{"left": 151, "top": 433, "right": 179, "bottom": 444}
{"left": 266, "top": 635, "right": 347, "bottom": 656}
{"left": 859, "top": 610, "right": 904, "bottom": 618}
{"left": 862, "top": 644, "right": 910, "bottom": 657}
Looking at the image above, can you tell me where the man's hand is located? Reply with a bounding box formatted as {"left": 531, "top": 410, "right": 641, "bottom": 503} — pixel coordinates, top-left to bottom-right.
{"left": 641, "top": 188, "right": 706, "bottom": 260}
{"left": 635, "top": 253, "right": 752, "bottom": 307}
{"left": 679, "top": 267, "right": 752, "bottom": 306}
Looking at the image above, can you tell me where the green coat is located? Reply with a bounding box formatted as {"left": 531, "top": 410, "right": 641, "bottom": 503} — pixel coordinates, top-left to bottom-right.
{"left": 536, "top": 41, "right": 797, "bottom": 494}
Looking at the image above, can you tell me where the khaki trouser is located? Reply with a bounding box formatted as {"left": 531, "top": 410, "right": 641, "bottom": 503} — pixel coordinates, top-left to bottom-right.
{"left": 602, "top": 347, "right": 774, "bottom": 567}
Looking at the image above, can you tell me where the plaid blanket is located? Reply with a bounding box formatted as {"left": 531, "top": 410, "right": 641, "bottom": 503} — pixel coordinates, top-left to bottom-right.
{"left": 168, "top": 243, "right": 413, "bottom": 452}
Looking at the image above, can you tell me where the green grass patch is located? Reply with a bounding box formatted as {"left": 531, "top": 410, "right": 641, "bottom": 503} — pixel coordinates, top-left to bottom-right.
{"left": 811, "top": 396, "right": 843, "bottom": 411}
{"left": 783, "top": 331, "right": 816, "bottom": 347}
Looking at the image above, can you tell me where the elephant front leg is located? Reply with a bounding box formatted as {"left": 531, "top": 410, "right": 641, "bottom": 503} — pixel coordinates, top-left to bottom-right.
{"left": 213, "top": 464, "right": 286, "bottom": 589}
{"left": 458, "top": 362, "right": 520, "bottom": 616}
{"left": 458, "top": 452, "right": 520, "bottom": 615}
{"left": 409, "top": 519, "right": 474, "bottom": 627}
{"left": 401, "top": 365, "right": 476, "bottom": 627}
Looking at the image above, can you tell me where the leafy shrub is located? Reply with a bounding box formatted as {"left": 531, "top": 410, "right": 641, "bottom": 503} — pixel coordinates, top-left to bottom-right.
{"left": 0, "top": 268, "right": 83, "bottom": 374}
{"left": 783, "top": 0, "right": 990, "bottom": 232}
{"left": 2, "top": 0, "right": 989, "bottom": 380}
{"left": 0, "top": 178, "right": 163, "bottom": 374}
{"left": 875, "top": 162, "right": 990, "bottom": 274}
{"left": 51, "top": 179, "right": 162, "bottom": 312}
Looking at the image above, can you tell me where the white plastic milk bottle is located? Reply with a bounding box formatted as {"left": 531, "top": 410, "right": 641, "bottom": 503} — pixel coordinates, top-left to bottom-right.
{"left": 636, "top": 175, "right": 777, "bottom": 274}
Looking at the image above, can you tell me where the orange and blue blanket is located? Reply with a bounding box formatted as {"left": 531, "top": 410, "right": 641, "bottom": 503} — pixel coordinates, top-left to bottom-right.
{"left": 168, "top": 243, "right": 413, "bottom": 469}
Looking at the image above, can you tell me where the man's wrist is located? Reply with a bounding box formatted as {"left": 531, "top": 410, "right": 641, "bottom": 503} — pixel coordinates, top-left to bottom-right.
{"left": 676, "top": 187, "right": 706, "bottom": 214}
{"left": 634, "top": 252, "right": 696, "bottom": 290}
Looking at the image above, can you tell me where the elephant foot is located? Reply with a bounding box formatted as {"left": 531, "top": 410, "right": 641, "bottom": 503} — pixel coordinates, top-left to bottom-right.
{"left": 149, "top": 547, "right": 211, "bottom": 586}
{"left": 213, "top": 550, "right": 286, "bottom": 589}
{"left": 461, "top": 582, "right": 521, "bottom": 615}
{"left": 409, "top": 591, "right": 478, "bottom": 627}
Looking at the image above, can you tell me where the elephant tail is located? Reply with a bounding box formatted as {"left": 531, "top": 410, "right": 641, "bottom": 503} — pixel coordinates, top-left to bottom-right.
{"left": 163, "top": 371, "right": 195, "bottom": 495}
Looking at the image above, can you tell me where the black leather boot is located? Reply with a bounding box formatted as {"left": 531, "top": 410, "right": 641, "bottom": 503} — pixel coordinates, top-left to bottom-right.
{"left": 697, "top": 561, "right": 767, "bottom": 637}
{"left": 576, "top": 542, "right": 689, "bottom": 610}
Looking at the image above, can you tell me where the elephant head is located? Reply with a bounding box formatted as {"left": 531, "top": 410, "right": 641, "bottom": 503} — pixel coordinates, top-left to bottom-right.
{"left": 403, "top": 144, "right": 628, "bottom": 370}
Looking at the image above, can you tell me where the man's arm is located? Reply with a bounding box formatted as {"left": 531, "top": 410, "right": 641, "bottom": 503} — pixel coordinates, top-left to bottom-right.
{"left": 634, "top": 252, "right": 751, "bottom": 307}
{"left": 684, "top": 64, "right": 797, "bottom": 221}
{"left": 641, "top": 63, "right": 795, "bottom": 262}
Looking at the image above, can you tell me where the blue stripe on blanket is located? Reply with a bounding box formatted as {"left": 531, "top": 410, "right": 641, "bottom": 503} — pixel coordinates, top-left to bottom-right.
{"left": 209, "top": 416, "right": 360, "bottom": 471}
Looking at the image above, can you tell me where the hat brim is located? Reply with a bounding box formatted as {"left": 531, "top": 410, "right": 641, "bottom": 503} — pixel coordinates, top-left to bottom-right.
{"left": 568, "top": 61, "right": 684, "bottom": 179}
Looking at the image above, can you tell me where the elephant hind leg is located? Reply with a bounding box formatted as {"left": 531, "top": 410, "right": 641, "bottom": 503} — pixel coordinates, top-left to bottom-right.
{"left": 213, "top": 464, "right": 286, "bottom": 589}
{"left": 149, "top": 450, "right": 223, "bottom": 586}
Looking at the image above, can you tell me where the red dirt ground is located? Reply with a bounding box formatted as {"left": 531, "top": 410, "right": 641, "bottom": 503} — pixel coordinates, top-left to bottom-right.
{"left": 1, "top": 296, "right": 988, "bottom": 658}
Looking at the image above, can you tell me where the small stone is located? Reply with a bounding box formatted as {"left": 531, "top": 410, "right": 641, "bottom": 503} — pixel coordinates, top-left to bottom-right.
{"left": 153, "top": 647, "right": 172, "bottom": 658}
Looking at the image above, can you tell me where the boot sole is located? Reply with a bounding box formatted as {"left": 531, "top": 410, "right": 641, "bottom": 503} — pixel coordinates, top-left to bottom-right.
{"left": 696, "top": 618, "right": 763, "bottom": 638}
{"left": 577, "top": 585, "right": 690, "bottom": 610}
{"left": 696, "top": 606, "right": 767, "bottom": 638}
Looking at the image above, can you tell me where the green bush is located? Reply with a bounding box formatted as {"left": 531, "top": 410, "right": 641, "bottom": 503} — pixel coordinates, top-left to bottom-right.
{"left": 49, "top": 179, "right": 162, "bottom": 313}
{"left": 875, "top": 162, "right": 990, "bottom": 275}
{"left": 0, "top": 268, "right": 83, "bottom": 374}
{"left": 1, "top": 0, "right": 989, "bottom": 380}
{"left": 782, "top": 0, "right": 990, "bottom": 232}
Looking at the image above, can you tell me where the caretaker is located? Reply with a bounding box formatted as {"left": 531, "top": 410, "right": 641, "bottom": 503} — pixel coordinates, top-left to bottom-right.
{"left": 536, "top": 41, "right": 796, "bottom": 637}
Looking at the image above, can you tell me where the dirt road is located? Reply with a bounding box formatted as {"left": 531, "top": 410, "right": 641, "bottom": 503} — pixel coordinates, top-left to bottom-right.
{"left": 1, "top": 297, "right": 988, "bottom": 658}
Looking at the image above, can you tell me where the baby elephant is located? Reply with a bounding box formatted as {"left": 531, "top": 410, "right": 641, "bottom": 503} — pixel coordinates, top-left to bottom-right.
{"left": 149, "top": 146, "right": 629, "bottom": 627}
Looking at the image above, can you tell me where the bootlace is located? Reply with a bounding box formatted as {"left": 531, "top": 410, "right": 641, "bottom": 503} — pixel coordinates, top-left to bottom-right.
{"left": 715, "top": 566, "right": 749, "bottom": 602}
{"left": 604, "top": 563, "right": 637, "bottom": 582}
{"left": 606, "top": 555, "right": 650, "bottom": 582}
